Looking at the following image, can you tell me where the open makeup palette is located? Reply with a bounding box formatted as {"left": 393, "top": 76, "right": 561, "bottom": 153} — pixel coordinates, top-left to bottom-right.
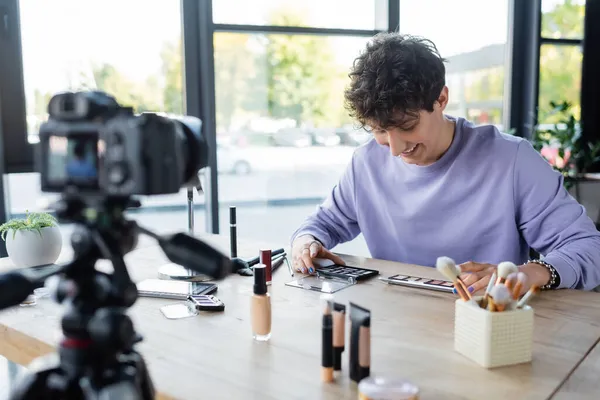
{"left": 379, "top": 274, "right": 455, "bottom": 293}
{"left": 285, "top": 258, "right": 380, "bottom": 293}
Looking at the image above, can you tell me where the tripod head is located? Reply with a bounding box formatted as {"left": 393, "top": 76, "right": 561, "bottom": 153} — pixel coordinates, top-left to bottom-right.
{"left": 0, "top": 191, "right": 233, "bottom": 399}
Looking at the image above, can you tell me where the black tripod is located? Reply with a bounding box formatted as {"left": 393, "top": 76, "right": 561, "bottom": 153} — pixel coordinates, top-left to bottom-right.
{"left": 0, "top": 193, "right": 231, "bottom": 399}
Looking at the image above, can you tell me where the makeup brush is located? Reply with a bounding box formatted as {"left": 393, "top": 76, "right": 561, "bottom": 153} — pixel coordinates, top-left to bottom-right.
{"left": 488, "top": 284, "right": 512, "bottom": 312}
{"left": 512, "top": 272, "right": 528, "bottom": 300}
{"left": 436, "top": 257, "right": 471, "bottom": 301}
{"left": 504, "top": 272, "right": 519, "bottom": 292}
{"left": 517, "top": 286, "right": 541, "bottom": 309}
{"left": 480, "top": 271, "right": 497, "bottom": 309}
{"left": 495, "top": 262, "right": 519, "bottom": 285}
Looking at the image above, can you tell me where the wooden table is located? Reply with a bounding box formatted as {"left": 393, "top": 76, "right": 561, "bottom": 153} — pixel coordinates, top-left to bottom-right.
{"left": 552, "top": 339, "right": 600, "bottom": 399}
{"left": 1, "top": 234, "right": 599, "bottom": 399}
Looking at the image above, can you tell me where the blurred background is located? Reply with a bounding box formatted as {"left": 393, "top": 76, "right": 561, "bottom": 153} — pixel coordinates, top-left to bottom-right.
{"left": 0, "top": 0, "right": 594, "bottom": 260}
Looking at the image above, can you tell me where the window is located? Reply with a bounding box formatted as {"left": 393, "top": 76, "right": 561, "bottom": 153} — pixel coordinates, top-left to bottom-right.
{"left": 212, "top": 0, "right": 383, "bottom": 31}
{"left": 400, "top": 0, "right": 510, "bottom": 129}
{"left": 541, "top": 0, "right": 586, "bottom": 39}
{"left": 10, "top": 0, "right": 191, "bottom": 235}
{"left": 213, "top": 32, "right": 372, "bottom": 256}
{"left": 537, "top": 0, "right": 585, "bottom": 125}
{"left": 538, "top": 44, "right": 582, "bottom": 124}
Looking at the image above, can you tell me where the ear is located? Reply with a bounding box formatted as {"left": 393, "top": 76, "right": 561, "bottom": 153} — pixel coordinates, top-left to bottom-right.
{"left": 435, "top": 86, "right": 449, "bottom": 111}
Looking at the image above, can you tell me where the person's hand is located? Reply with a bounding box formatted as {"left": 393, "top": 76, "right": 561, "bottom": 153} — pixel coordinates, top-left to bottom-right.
{"left": 458, "top": 261, "right": 497, "bottom": 295}
{"left": 291, "top": 234, "right": 345, "bottom": 274}
{"left": 459, "top": 261, "right": 549, "bottom": 296}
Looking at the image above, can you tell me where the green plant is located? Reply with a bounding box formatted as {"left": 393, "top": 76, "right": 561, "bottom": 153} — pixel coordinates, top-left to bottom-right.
{"left": 0, "top": 211, "right": 58, "bottom": 241}
{"left": 532, "top": 101, "right": 600, "bottom": 189}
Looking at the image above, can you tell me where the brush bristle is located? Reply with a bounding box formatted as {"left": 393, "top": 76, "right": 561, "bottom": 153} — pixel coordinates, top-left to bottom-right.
{"left": 489, "top": 284, "right": 511, "bottom": 305}
{"left": 497, "top": 262, "right": 518, "bottom": 279}
{"left": 436, "top": 256, "right": 458, "bottom": 281}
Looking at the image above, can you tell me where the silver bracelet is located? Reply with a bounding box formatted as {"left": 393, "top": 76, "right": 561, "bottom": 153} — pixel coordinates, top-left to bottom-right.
{"left": 527, "top": 259, "right": 559, "bottom": 290}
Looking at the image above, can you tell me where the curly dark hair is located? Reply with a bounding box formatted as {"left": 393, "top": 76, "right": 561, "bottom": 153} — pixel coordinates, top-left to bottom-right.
{"left": 344, "top": 33, "right": 447, "bottom": 129}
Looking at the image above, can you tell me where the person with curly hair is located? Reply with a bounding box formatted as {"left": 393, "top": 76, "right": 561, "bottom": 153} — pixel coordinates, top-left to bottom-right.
{"left": 290, "top": 32, "right": 600, "bottom": 293}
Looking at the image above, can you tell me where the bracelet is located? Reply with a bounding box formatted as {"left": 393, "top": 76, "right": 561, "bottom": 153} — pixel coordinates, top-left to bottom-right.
{"left": 527, "top": 259, "right": 560, "bottom": 290}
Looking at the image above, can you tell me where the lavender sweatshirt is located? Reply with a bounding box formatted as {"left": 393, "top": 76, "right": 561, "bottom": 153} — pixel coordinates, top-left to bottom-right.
{"left": 291, "top": 117, "right": 600, "bottom": 290}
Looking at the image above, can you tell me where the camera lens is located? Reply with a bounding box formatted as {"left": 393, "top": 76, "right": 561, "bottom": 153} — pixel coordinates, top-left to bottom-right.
{"left": 172, "top": 116, "right": 208, "bottom": 185}
{"left": 107, "top": 162, "right": 129, "bottom": 185}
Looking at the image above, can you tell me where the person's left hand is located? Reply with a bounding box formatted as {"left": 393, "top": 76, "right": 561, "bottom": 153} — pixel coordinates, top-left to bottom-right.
{"left": 458, "top": 261, "right": 497, "bottom": 294}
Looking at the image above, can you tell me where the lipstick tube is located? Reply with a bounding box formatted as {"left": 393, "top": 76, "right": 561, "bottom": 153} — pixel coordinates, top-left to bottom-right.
{"left": 259, "top": 249, "right": 272, "bottom": 285}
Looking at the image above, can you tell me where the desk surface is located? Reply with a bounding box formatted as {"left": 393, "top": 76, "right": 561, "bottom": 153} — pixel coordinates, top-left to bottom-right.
{"left": 552, "top": 339, "right": 600, "bottom": 400}
{"left": 0, "top": 234, "right": 599, "bottom": 400}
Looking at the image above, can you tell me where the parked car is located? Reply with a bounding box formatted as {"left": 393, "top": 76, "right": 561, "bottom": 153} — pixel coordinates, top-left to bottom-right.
{"left": 311, "top": 128, "right": 341, "bottom": 146}
{"left": 335, "top": 126, "right": 371, "bottom": 146}
{"left": 217, "top": 144, "right": 253, "bottom": 175}
{"left": 272, "top": 128, "right": 312, "bottom": 147}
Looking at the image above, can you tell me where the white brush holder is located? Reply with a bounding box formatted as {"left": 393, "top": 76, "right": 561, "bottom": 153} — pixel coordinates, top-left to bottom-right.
{"left": 454, "top": 297, "right": 534, "bottom": 368}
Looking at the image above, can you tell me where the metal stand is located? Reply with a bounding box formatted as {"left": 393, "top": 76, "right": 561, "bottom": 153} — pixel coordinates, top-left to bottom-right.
{"left": 157, "top": 188, "right": 211, "bottom": 282}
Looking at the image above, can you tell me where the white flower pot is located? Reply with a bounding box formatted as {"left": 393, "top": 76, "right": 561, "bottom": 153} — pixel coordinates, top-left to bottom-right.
{"left": 5, "top": 226, "right": 62, "bottom": 268}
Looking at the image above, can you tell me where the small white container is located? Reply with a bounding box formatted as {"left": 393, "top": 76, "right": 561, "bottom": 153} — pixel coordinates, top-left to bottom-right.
{"left": 5, "top": 226, "right": 62, "bottom": 268}
{"left": 454, "top": 297, "right": 534, "bottom": 368}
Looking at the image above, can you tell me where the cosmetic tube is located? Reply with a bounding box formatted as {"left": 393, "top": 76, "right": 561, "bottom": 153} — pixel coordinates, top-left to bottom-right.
{"left": 321, "top": 295, "right": 334, "bottom": 382}
{"left": 229, "top": 207, "right": 237, "bottom": 258}
{"left": 332, "top": 302, "right": 346, "bottom": 371}
{"left": 251, "top": 264, "right": 271, "bottom": 341}
{"left": 259, "top": 249, "right": 272, "bottom": 285}
{"left": 349, "top": 302, "right": 371, "bottom": 383}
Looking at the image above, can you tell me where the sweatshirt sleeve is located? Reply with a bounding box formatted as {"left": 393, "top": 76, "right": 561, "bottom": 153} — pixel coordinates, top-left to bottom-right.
{"left": 290, "top": 152, "right": 361, "bottom": 249}
{"left": 513, "top": 139, "right": 600, "bottom": 290}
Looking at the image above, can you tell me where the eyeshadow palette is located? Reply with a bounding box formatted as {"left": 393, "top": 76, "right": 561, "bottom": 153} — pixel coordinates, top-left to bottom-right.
{"left": 316, "top": 264, "right": 379, "bottom": 283}
{"left": 379, "top": 274, "right": 454, "bottom": 293}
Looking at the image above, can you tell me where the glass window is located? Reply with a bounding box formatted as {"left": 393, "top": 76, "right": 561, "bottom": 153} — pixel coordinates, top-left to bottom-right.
{"left": 212, "top": 0, "right": 382, "bottom": 31}
{"left": 213, "top": 32, "right": 371, "bottom": 256}
{"left": 12, "top": 0, "right": 191, "bottom": 236}
{"left": 538, "top": 44, "right": 582, "bottom": 124}
{"left": 20, "top": 0, "right": 183, "bottom": 143}
{"left": 541, "top": 0, "right": 586, "bottom": 39}
{"left": 400, "top": 0, "right": 509, "bottom": 130}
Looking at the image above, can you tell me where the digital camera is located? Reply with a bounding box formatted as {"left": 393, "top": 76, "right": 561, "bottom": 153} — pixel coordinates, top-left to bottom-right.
{"left": 37, "top": 91, "right": 208, "bottom": 196}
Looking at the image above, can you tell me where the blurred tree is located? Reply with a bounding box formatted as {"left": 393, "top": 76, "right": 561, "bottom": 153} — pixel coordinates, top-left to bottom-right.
{"left": 538, "top": 0, "right": 585, "bottom": 124}
{"left": 214, "top": 33, "right": 260, "bottom": 132}
{"left": 32, "top": 89, "right": 53, "bottom": 118}
{"left": 263, "top": 9, "right": 345, "bottom": 127}
{"left": 161, "top": 40, "right": 184, "bottom": 115}
{"left": 541, "top": 0, "right": 585, "bottom": 38}
{"left": 92, "top": 63, "right": 162, "bottom": 113}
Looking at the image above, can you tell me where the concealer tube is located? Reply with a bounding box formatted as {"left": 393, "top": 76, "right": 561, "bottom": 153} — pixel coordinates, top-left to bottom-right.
{"left": 349, "top": 302, "right": 371, "bottom": 383}
{"left": 332, "top": 302, "right": 346, "bottom": 371}
{"left": 251, "top": 264, "right": 271, "bottom": 341}
{"left": 321, "top": 297, "right": 334, "bottom": 383}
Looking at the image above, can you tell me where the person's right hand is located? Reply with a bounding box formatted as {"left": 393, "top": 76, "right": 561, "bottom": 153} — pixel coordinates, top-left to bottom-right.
{"left": 291, "top": 234, "right": 346, "bottom": 274}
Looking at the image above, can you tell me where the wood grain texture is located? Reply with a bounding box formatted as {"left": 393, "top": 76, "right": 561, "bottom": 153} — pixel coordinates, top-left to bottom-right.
{"left": 0, "top": 234, "right": 599, "bottom": 400}
{"left": 552, "top": 339, "right": 600, "bottom": 400}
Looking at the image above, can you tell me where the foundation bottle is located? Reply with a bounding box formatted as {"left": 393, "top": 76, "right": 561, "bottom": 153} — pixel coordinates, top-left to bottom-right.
{"left": 251, "top": 264, "right": 271, "bottom": 341}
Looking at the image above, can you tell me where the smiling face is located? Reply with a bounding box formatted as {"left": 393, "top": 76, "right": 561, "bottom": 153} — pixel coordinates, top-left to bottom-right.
{"left": 367, "top": 87, "right": 453, "bottom": 166}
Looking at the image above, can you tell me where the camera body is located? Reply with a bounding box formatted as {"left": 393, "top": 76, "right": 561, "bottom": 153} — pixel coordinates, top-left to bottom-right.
{"left": 37, "top": 91, "right": 208, "bottom": 196}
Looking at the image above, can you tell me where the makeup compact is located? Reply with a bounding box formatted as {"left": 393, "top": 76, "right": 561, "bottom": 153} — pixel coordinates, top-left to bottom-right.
{"left": 285, "top": 275, "right": 353, "bottom": 294}
{"left": 358, "top": 376, "right": 420, "bottom": 400}
{"left": 379, "top": 274, "right": 454, "bottom": 293}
